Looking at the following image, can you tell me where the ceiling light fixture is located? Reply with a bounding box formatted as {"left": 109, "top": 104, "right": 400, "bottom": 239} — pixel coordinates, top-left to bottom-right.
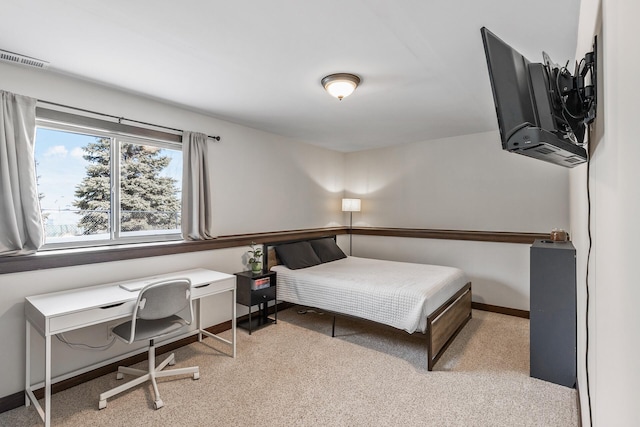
{"left": 321, "top": 73, "right": 361, "bottom": 100}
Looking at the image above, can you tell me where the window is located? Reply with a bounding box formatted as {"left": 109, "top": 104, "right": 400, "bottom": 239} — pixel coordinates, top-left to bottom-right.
{"left": 34, "top": 120, "right": 182, "bottom": 248}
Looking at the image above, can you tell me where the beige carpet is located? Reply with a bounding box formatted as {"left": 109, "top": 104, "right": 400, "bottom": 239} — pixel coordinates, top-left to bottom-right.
{"left": 1, "top": 308, "right": 577, "bottom": 426}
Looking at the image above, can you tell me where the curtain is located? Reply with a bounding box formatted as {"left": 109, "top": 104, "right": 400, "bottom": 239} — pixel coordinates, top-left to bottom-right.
{"left": 181, "top": 131, "right": 215, "bottom": 240}
{"left": 0, "top": 90, "right": 43, "bottom": 255}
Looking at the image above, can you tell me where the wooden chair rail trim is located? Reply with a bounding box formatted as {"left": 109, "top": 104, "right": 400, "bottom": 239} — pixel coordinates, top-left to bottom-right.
{"left": 351, "top": 227, "right": 548, "bottom": 244}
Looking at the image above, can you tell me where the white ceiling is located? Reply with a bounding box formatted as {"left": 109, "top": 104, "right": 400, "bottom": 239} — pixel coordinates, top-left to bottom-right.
{"left": 1, "top": 0, "right": 581, "bottom": 152}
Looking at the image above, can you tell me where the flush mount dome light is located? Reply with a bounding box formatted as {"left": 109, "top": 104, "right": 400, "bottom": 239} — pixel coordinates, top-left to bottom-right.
{"left": 321, "top": 73, "right": 361, "bottom": 100}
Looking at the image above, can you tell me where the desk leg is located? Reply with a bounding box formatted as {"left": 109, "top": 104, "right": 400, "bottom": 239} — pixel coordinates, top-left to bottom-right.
{"left": 25, "top": 320, "right": 30, "bottom": 407}
{"left": 232, "top": 288, "right": 236, "bottom": 358}
{"left": 197, "top": 299, "right": 202, "bottom": 342}
{"left": 45, "top": 334, "right": 51, "bottom": 427}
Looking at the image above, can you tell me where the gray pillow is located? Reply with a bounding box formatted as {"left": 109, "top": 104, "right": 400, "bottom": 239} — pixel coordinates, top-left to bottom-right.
{"left": 310, "top": 238, "right": 346, "bottom": 263}
{"left": 275, "top": 241, "right": 322, "bottom": 270}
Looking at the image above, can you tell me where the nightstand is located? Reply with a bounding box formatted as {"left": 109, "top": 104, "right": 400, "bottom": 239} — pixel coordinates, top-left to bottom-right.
{"left": 234, "top": 270, "right": 277, "bottom": 334}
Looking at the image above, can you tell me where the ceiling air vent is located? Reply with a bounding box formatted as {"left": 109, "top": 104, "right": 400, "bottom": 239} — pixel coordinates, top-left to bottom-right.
{"left": 0, "top": 49, "right": 49, "bottom": 69}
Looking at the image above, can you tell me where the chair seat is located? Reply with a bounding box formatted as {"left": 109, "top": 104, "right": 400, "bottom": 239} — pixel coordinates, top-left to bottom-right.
{"left": 112, "top": 315, "right": 186, "bottom": 342}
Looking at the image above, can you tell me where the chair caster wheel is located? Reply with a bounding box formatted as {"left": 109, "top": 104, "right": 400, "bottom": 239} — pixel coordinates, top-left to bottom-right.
{"left": 116, "top": 372, "right": 124, "bottom": 380}
{"left": 193, "top": 372, "right": 200, "bottom": 380}
{"left": 153, "top": 399, "right": 164, "bottom": 410}
{"left": 98, "top": 400, "right": 107, "bottom": 410}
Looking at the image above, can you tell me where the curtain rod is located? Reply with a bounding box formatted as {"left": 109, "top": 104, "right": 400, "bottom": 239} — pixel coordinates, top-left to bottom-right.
{"left": 37, "top": 100, "right": 221, "bottom": 141}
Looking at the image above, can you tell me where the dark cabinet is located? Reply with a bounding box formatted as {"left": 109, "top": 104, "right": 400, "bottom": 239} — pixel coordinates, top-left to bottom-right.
{"left": 530, "top": 239, "right": 576, "bottom": 388}
{"left": 234, "top": 271, "right": 277, "bottom": 334}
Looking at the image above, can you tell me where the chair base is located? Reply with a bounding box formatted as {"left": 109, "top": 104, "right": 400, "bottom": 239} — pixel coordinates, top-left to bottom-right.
{"left": 99, "top": 343, "right": 199, "bottom": 410}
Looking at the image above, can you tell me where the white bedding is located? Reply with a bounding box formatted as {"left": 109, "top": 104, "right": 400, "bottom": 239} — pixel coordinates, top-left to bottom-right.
{"left": 272, "top": 256, "right": 468, "bottom": 334}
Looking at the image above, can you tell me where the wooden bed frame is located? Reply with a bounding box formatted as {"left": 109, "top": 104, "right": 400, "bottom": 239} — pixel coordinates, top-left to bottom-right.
{"left": 264, "top": 238, "right": 472, "bottom": 371}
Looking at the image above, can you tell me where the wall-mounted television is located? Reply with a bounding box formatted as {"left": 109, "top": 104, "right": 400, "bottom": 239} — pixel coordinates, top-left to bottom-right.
{"left": 481, "top": 27, "right": 596, "bottom": 168}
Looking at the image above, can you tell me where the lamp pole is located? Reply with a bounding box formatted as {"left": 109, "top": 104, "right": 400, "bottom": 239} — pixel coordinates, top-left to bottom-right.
{"left": 349, "top": 211, "right": 353, "bottom": 256}
{"left": 342, "top": 198, "right": 360, "bottom": 256}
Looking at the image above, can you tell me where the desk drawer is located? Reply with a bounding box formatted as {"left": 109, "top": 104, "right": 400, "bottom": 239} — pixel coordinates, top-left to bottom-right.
{"left": 191, "top": 278, "right": 235, "bottom": 299}
{"left": 49, "top": 300, "right": 136, "bottom": 334}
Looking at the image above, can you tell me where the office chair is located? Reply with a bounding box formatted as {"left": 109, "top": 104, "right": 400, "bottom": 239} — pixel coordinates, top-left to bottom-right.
{"left": 99, "top": 279, "right": 200, "bottom": 410}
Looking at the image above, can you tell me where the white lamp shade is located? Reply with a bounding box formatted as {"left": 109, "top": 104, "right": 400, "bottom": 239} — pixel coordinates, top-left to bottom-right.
{"left": 326, "top": 80, "right": 357, "bottom": 99}
{"left": 342, "top": 198, "right": 361, "bottom": 212}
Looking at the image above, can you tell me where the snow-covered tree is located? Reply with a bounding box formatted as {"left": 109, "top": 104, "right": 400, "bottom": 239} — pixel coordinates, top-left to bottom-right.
{"left": 73, "top": 138, "right": 179, "bottom": 234}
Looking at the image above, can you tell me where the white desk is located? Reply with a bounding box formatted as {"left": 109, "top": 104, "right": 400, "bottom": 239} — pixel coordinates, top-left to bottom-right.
{"left": 24, "top": 268, "right": 236, "bottom": 427}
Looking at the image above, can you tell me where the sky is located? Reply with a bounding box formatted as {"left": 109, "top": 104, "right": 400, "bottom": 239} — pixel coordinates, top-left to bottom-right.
{"left": 34, "top": 127, "right": 182, "bottom": 230}
{"left": 35, "top": 128, "right": 92, "bottom": 212}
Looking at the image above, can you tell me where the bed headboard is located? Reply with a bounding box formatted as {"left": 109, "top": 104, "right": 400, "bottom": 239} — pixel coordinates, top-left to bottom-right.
{"left": 266, "top": 246, "right": 281, "bottom": 271}
{"left": 263, "top": 235, "right": 337, "bottom": 271}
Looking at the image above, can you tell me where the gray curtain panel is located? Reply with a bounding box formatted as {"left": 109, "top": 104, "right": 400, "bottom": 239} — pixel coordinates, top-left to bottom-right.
{"left": 0, "top": 91, "right": 44, "bottom": 255}
{"left": 181, "top": 131, "right": 214, "bottom": 240}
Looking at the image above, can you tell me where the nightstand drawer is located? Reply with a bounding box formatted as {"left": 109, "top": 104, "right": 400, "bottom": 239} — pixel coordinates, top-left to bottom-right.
{"left": 250, "top": 285, "right": 276, "bottom": 306}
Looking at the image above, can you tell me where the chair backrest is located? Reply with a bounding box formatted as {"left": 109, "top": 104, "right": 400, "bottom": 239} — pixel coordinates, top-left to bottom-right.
{"left": 134, "top": 278, "right": 192, "bottom": 322}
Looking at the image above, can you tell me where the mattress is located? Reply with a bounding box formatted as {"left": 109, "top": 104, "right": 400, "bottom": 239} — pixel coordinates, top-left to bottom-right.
{"left": 272, "top": 256, "right": 468, "bottom": 334}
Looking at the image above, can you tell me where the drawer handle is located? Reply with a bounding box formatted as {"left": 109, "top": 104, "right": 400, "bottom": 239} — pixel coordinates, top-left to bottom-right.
{"left": 100, "top": 302, "right": 125, "bottom": 309}
{"left": 195, "top": 283, "right": 211, "bottom": 289}
{"left": 262, "top": 295, "right": 267, "bottom": 299}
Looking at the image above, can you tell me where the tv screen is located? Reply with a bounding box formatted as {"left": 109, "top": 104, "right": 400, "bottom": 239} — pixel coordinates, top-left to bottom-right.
{"left": 481, "top": 27, "right": 588, "bottom": 168}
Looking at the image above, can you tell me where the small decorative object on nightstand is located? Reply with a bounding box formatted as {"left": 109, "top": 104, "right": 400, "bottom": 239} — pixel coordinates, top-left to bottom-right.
{"left": 234, "top": 270, "right": 277, "bottom": 334}
{"left": 246, "top": 242, "right": 263, "bottom": 274}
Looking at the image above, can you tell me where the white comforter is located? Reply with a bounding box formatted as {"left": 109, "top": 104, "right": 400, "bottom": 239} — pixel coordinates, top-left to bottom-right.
{"left": 272, "top": 256, "right": 468, "bottom": 334}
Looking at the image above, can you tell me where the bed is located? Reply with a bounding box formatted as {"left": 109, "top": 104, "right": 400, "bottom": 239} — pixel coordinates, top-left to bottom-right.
{"left": 265, "top": 237, "right": 472, "bottom": 370}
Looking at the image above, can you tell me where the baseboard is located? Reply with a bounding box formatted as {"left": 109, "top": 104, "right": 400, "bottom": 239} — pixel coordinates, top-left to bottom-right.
{"left": 472, "top": 302, "right": 530, "bottom": 319}
{"left": 0, "top": 392, "right": 24, "bottom": 417}
{"left": 0, "top": 302, "right": 292, "bottom": 415}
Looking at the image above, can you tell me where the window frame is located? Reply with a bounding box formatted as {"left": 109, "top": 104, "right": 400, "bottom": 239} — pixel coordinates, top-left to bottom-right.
{"left": 35, "top": 108, "right": 184, "bottom": 250}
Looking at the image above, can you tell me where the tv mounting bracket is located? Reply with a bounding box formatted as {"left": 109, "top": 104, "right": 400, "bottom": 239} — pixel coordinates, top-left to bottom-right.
{"left": 544, "top": 36, "right": 597, "bottom": 141}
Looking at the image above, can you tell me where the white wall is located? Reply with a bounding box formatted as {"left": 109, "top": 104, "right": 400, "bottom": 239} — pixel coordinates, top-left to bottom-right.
{"left": 571, "top": 0, "right": 599, "bottom": 424}
{"left": 345, "top": 131, "right": 569, "bottom": 232}
{"left": 572, "top": 0, "right": 640, "bottom": 425}
{"left": 0, "top": 63, "right": 345, "bottom": 398}
{"left": 344, "top": 132, "right": 570, "bottom": 311}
